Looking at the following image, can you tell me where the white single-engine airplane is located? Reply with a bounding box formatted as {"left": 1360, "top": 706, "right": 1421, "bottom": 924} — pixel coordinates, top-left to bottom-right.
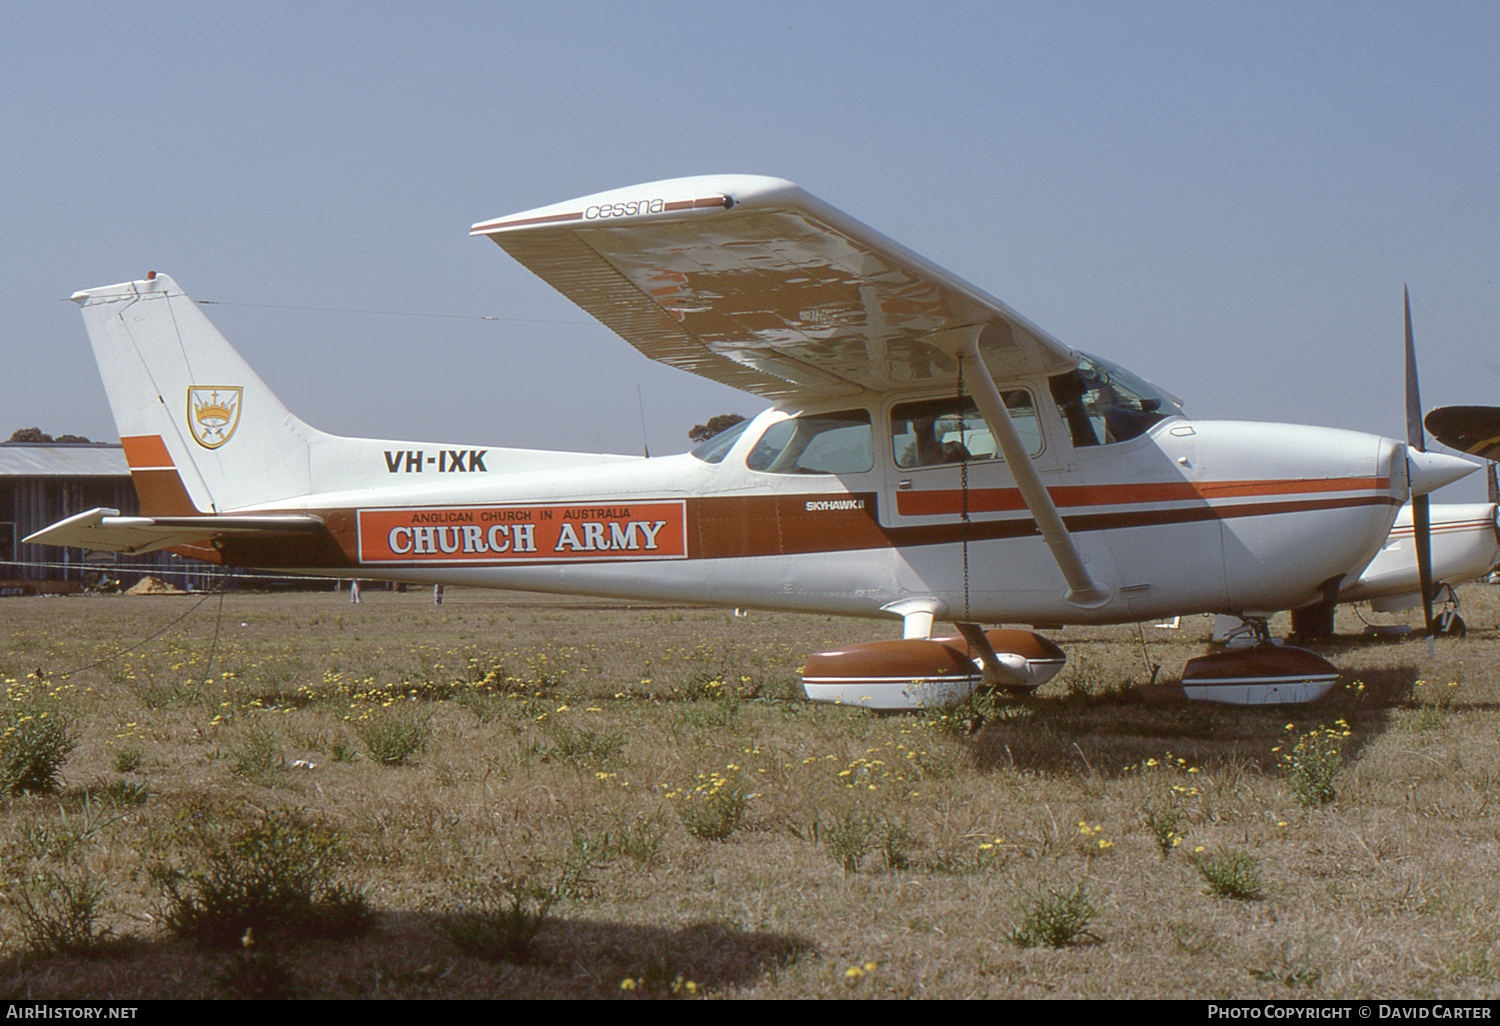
{"left": 28, "top": 175, "right": 1478, "bottom": 708}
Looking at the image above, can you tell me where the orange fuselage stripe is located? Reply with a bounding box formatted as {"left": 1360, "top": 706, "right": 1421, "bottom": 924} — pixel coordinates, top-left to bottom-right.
{"left": 896, "top": 477, "right": 1389, "bottom": 517}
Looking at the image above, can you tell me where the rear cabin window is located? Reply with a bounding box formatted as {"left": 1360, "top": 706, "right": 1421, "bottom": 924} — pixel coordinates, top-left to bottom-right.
{"left": 891, "top": 391, "right": 1039, "bottom": 468}
{"left": 745, "top": 410, "right": 873, "bottom": 475}
{"left": 688, "top": 417, "right": 752, "bottom": 464}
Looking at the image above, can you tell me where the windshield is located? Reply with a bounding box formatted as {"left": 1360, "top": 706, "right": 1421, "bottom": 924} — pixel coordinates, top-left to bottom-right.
{"left": 1050, "top": 353, "right": 1181, "bottom": 446}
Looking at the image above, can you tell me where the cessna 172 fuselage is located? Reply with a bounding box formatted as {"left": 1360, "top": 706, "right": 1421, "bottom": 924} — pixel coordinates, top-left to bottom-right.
{"left": 28, "top": 175, "right": 1477, "bottom": 707}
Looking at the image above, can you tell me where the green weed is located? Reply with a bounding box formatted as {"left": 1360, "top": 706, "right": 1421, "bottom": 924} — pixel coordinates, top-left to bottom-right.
{"left": 436, "top": 860, "right": 587, "bottom": 964}
{"left": 1142, "top": 802, "right": 1184, "bottom": 857}
{"left": 544, "top": 722, "right": 625, "bottom": 768}
{"left": 920, "top": 688, "right": 996, "bottom": 738}
{"left": 228, "top": 722, "right": 281, "bottom": 779}
{"left": 155, "top": 805, "right": 375, "bottom": 950}
{"left": 879, "top": 818, "right": 918, "bottom": 870}
{"left": 0, "top": 678, "right": 79, "bottom": 794}
{"left": 8, "top": 867, "right": 113, "bottom": 956}
{"left": 1414, "top": 680, "right": 1460, "bottom": 730}
{"left": 126, "top": 675, "right": 199, "bottom": 710}
{"left": 674, "top": 769, "right": 748, "bottom": 841}
{"left": 1192, "top": 849, "right": 1264, "bottom": 899}
{"left": 1009, "top": 883, "right": 1098, "bottom": 949}
{"left": 1277, "top": 721, "right": 1350, "bottom": 806}
{"left": 90, "top": 777, "right": 151, "bottom": 808}
{"left": 611, "top": 813, "right": 668, "bottom": 865}
{"left": 354, "top": 711, "right": 431, "bottom": 766}
{"left": 9, "top": 798, "right": 124, "bottom": 861}
{"left": 821, "top": 810, "right": 875, "bottom": 873}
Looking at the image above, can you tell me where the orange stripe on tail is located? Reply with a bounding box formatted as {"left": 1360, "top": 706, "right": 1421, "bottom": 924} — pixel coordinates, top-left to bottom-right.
{"left": 120, "top": 435, "right": 202, "bottom": 516}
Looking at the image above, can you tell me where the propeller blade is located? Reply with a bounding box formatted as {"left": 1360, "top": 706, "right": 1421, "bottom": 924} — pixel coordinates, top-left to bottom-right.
{"left": 1405, "top": 286, "right": 1424, "bottom": 451}
{"left": 1413, "top": 492, "right": 1436, "bottom": 636}
{"left": 1403, "top": 286, "right": 1436, "bottom": 637}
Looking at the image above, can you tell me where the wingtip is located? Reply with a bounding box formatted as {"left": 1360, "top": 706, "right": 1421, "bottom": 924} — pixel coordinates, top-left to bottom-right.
{"left": 469, "top": 174, "right": 800, "bottom": 237}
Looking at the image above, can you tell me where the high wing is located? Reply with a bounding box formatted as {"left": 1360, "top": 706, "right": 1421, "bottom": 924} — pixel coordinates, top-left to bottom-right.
{"left": 1425, "top": 406, "right": 1500, "bottom": 462}
{"left": 470, "top": 175, "right": 1079, "bottom": 401}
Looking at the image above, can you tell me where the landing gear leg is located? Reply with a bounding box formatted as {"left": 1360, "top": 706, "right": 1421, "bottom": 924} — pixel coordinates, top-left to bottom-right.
{"left": 1290, "top": 600, "right": 1336, "bottom": 640}
{"left": 1242, "top": 616, "right": 1274, "bottom": 645}
{"left": 1213, "top": 615, "right": 1274, "bottom": 648}
{"left": 1432, "top": 584, "right": 1466, "bottom": 636}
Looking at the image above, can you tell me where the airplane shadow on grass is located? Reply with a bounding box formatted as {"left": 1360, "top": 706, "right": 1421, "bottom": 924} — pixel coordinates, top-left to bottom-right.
{"left": 967, "top": 655, "right": 1426, "bottom": 779}
{"left": 0, "top": 913, "right": 817, "bottom": 1000}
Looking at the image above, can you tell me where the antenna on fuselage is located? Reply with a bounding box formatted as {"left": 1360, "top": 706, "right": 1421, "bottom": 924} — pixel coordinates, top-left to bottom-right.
{"left": 637, "top": 383, "right": 650, "bottom": 458}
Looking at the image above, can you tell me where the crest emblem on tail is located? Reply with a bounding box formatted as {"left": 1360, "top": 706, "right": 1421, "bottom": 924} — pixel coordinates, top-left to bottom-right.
{"left": 187, "top": 386, "right": 242, "bottom": 448}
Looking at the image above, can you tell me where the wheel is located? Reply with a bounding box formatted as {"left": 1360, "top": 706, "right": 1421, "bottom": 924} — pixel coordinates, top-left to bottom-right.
{"left": 1434, "top": 611, "right": 1467, "bottom": 637}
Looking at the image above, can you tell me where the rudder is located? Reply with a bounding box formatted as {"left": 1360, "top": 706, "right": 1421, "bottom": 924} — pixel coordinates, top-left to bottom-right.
{"left": 72, "top": 273, "right": 318, "bottom": 514}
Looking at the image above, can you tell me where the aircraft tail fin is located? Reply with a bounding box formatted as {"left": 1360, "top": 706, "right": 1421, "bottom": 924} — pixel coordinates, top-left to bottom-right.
{"left": 71, "top": 273, "right": 317, "bottom": 514}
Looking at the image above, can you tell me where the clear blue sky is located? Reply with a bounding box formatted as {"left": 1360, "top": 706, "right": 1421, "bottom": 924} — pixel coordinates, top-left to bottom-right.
{"left": 4, "top": 1, "right": 1496, "bottom": 496}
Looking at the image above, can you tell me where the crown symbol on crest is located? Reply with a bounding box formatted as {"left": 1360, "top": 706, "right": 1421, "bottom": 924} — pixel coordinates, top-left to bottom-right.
{"left": 195, "top": 400, "right": 234, "bottom": 424}
{"left": 187, "top": 386, "right": 242, "bottom": 449}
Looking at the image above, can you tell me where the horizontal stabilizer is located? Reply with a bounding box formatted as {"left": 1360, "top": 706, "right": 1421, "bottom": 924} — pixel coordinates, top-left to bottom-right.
{"left": 25, "top": 507, "right": 326, "bottom": 556}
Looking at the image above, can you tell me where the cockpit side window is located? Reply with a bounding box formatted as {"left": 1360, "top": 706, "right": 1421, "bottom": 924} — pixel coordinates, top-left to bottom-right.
{"left": 745, "top": 410, "right": 873, "bottom": 475}
{"left": 1049, "top": 353, "right": 1179, "bottom": 447}
{"left": 890, "top": 391, "right": 1039, "bottom": 468}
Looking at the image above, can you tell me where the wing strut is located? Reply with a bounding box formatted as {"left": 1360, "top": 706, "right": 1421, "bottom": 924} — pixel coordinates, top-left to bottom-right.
{"left": 957, "top": 333, "right": 1113, "bottom": 609}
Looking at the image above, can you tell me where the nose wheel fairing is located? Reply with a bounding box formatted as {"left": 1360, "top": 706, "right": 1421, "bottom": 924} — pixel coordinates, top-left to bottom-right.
{"left": 1180, "top": 644, "right": 1339, "bottom": 705}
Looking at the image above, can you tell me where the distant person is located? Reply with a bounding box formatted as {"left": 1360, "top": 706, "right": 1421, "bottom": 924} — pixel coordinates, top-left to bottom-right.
{"left": 434, "top": 584, "right": 444, "bottom": 605}
{"left": 350, "top": 579, "right": 362, "bottom": 604}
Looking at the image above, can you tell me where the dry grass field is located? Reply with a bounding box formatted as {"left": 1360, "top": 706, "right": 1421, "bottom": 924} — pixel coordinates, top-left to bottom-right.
{"left": 2, "top": 581, "right": 1500, "bottom": 999}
